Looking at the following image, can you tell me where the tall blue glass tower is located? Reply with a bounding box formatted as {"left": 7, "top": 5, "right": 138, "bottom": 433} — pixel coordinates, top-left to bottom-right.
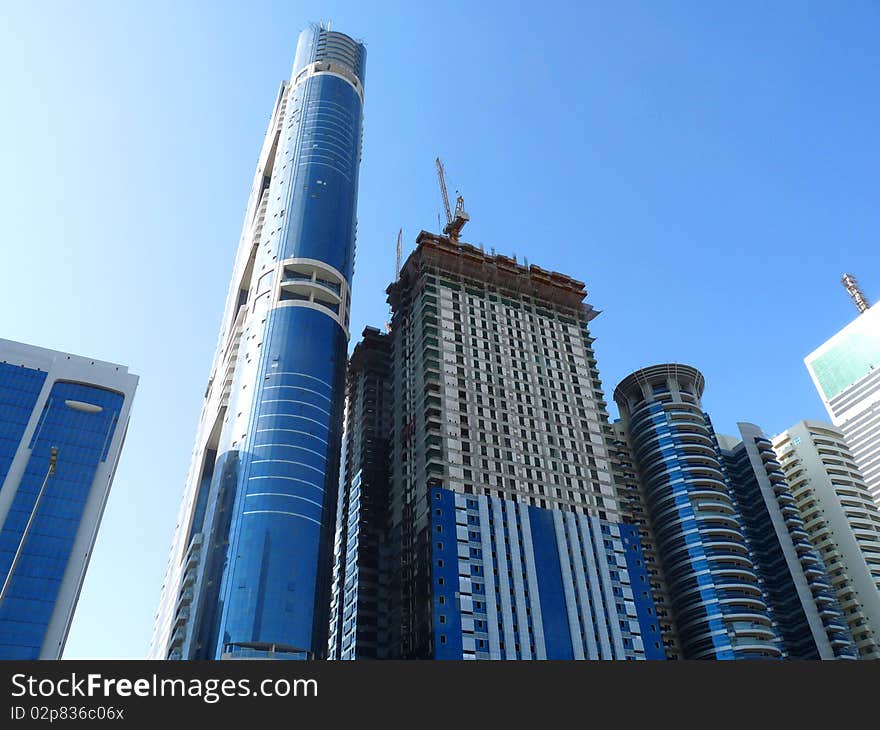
{"left": 151, "top": 24, "right": 366, "bottom": 660}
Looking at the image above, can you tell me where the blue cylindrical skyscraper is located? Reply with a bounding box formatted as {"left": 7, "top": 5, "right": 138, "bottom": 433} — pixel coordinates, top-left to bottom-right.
{"left": 150, "top": 25, "right": 366, "bottom": 660}
{"left": 613, "top": 365, "right": 782, "bottom": 660}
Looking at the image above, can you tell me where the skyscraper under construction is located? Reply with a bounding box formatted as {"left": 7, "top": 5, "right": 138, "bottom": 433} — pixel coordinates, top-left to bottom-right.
{"left": 330, "top": 231, "right": 665, "bottom": 660}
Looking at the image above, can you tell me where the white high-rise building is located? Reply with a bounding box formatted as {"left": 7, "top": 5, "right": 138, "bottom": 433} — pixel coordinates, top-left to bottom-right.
{"left": 772, "top": 420, "right": 880, "bottom": 659}
{"left": 805, "top": 291, "right": 880, "bottom": 505}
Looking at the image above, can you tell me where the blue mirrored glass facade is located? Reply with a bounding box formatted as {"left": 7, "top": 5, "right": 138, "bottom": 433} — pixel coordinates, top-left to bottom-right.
{"left": 0, "top": 364, "right": 46, "bottom": 489}
{"left": 0, "top": 341, "right": 137, "bottom": 659}
{"left": 215, "top": 308, "right": 348, "bottom": 657}
{"left": 151, "top": 24, "right": 366, "bottom": 661}
{"left": 0, "top": 383, "right": 123, "bottom": 658}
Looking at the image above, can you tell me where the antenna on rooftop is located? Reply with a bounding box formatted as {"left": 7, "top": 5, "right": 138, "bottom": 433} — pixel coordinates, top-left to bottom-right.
{"left": 842, "top": 273, "right": 870, "bottom": 314}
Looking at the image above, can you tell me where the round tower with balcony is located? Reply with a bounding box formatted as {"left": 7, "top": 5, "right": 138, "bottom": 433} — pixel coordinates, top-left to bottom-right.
{"left": 613, "top": 364, "right": 781, "bottom": 659}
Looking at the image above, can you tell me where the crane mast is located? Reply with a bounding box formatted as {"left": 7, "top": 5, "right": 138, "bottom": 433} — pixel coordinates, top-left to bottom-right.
{"left": 436, "top": 158, "right": 452, "bottom": 225}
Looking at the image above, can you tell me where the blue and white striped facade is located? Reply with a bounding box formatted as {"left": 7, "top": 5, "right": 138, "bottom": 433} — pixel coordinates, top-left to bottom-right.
{"left": 431, "top": 487, "right": 665, "bottom": 660}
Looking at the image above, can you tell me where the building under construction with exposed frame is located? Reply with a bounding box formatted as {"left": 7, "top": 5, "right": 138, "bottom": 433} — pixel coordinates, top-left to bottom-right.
{"left": 329, "top": 229, "right": 666, "bottom": 660}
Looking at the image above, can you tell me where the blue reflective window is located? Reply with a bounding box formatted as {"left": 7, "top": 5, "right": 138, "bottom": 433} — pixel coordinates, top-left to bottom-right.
{"left": 214, "top": 307, "right": 347, "bottom": 656}
{"left": 0, "top": 381, "right": 123, "bottom": 659}
{"left": 0, "top": 364, "right": 46, "bottom": 489}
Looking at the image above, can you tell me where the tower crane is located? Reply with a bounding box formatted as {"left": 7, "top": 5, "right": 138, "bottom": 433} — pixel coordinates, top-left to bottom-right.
{"left": 386, "top": 227, "right": 404, "bottom": 334}
{"left": 395, "top": 227, "right": 402, "bottom": 281}
{"left": 435, "top": 157, "right": 469, "bottom": 241}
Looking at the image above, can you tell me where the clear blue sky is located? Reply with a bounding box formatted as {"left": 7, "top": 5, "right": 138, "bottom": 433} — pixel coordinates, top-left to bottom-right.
{"left": 1, "top": 1, "right": 877, "bottom": 658}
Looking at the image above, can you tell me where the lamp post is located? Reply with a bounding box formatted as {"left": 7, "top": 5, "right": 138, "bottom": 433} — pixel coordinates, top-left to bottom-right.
{"left": 0, "top": 446, "right": 59, "bottom": 610}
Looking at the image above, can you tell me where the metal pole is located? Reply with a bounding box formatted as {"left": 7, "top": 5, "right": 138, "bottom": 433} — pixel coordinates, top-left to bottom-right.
{"left": 0, "top": 447, "right": 58, "bottom": 610}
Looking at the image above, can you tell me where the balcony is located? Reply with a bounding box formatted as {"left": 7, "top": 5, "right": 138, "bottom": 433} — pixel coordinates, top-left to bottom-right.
{"left": 169, "top": 625, "right": 186, "bottom": 648}
{"left": 172, "top": 606, "right": 190, "bottom": 629}
{"left": 729, "top": 621, "right": 777, "bottom": 639}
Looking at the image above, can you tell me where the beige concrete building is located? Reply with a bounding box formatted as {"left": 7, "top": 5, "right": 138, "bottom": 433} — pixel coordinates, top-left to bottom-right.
{"left": 772, "top": 420, "right": 880, "bottom": 658}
